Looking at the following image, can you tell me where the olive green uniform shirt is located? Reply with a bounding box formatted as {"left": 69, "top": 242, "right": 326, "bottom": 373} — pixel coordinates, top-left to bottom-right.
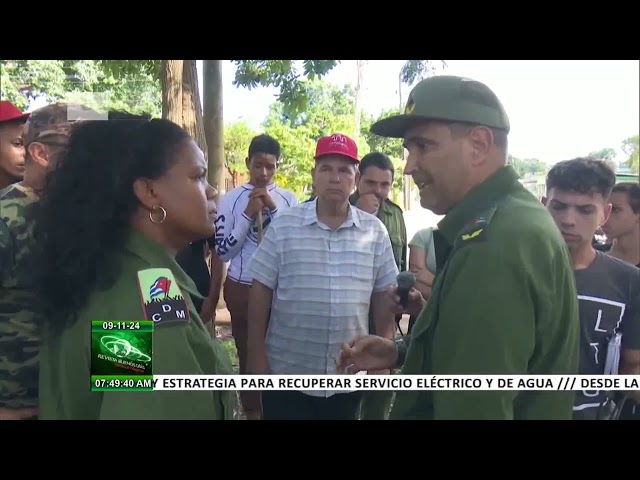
{"left": 38, "top": 230, "right": 236, "bottom": 420}
{"left": 350, "top": 192, "right": 407, "bottom": 272}
{"left": 390, "top": 166, "right": 580, "bottom": 420}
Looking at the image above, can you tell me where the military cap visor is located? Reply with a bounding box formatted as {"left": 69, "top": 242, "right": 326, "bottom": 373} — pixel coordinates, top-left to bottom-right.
{"left": 371, "top": 75, "right": 510, "bottom": 138}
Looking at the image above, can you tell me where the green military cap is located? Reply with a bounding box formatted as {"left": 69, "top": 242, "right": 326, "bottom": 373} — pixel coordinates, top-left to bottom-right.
{"left": 371, "top": 75, "right": 510, "bottom": 138}
{"left": 23, "top": 102, "right": 105, "bottom": 146}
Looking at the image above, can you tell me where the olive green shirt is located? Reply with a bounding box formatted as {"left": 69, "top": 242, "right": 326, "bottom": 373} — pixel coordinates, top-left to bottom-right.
{"left": 38, "top": 230, "right": 236, "bottom": 420}
{"left": 390, "top": 166, "right": 580, "bottom": 420}
{"left": 350, "top": 193, "right": 407, "bottom": 272}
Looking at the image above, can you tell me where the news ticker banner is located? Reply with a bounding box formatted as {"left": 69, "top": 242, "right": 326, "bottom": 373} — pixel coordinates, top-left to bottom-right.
{"left": 91, "top": 321, "right": 154, "bottom": 391}
{"left": 92, "top": 373, "right": 640, "bottom": 393}
{"left": 87, "top": 320, "right": 639, "bottom": 392}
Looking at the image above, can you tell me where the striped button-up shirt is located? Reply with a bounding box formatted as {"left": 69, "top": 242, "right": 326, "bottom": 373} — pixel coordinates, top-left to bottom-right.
{"left": 249, "top": 199, "right": 398, "bottom": 397}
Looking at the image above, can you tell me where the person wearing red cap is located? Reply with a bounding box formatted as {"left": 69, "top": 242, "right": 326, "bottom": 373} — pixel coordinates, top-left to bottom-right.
{"left": 246, "top": 133, "right": 399, "bottom": 420}
{"left": 0, "top": 101, "right": 30, "bottom": 191}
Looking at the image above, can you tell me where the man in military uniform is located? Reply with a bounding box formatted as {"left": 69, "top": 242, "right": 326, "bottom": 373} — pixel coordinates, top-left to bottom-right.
{"left": 337, "top": 75, "right": 580, "bottom": 420}
{"left": 0, "top": 103, "right": 96, "bottom": 420}
{"left": 350, "top": 152, "right": 407, "bottom": 272}
{"left": 349, "top": 151, "right": 406, "bottom": 420}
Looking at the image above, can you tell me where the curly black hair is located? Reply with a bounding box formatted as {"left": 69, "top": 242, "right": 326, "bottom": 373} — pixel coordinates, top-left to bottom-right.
{"left": 32, "top": 115, "right": 192, "bottom": 335}
{"left": 546, "top": 156, "right": 616, "bottom": 198}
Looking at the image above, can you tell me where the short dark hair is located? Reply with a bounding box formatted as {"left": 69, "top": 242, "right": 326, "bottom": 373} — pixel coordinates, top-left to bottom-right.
{"left": 546, "top": 157, "right": 616, "bottom": 199}
{"left": 248, "top": 134, "right": 280, "bottom": 160}
{"left": 448, "top": 122, "right": 508, "bottom": 151}
{"left": 612, "top": 181, "right": 640, "bottom": 214}
{"left": 359, "top": 152, "right": 395, "bottom": 181}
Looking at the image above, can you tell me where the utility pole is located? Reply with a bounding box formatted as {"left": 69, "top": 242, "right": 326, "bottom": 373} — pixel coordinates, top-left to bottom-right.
{"left": 354, "top": 60, "right": 366, "bottom": 140}
{"left": 400, "top": 71, "right": 411, "bottom": 211}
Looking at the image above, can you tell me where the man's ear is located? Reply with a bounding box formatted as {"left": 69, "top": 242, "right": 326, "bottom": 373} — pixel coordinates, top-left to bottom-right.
{"left": 601, "top": 202, "right": 613, "bottom": 225}
{"left": 132, "top": 178, "right": 160, "bottom": 211}
{"left": 541, "top": 196, "right": 548, "bottom": 207}
{"left": 245, "top": 156, "right": 251, "bottom": 170}
{"left": 468, "top": 126, "right": 492, "bottom": 166}
{"left": 27, "top": 143, "right": 49, "bottom": 169}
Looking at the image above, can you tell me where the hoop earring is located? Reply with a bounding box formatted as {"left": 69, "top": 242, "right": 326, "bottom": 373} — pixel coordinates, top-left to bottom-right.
{"left": 149, "top": 205, "right": 167, "bottom": 224}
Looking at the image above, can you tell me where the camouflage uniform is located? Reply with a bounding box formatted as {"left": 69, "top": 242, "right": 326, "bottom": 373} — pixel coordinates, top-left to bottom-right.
{"left": 0, "top": 103, "right": 94, "bottom": 419}
{"left": 0, "top": 184, "right": 40, "bottom": 415}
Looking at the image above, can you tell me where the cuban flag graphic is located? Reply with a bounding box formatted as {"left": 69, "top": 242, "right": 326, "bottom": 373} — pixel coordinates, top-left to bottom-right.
{"left": 150, "top": 276, "right": 171, "bottom": 299}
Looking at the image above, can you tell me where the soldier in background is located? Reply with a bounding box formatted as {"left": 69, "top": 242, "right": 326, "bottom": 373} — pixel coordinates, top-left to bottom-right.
{"left": 349, "top": 152, "right": 407, "bottom": 420}
{"left": 0, "top": 102, "right": 94, "bottom": 420}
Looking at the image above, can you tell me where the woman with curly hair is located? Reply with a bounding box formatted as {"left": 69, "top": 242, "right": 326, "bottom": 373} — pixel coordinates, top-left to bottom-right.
{"left": 34, "top": 115, "right": 236, "bottom": 420}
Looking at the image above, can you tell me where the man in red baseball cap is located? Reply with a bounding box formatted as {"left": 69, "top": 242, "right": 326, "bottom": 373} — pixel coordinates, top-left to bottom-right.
{"left": 0, "top": 101, "right": 30, "bottom": 191}
{"left": 246, "top": 133, "right": 398, "bottom": 420}
{"left": 312, "top": 133, "right": 360, "bottom": 210}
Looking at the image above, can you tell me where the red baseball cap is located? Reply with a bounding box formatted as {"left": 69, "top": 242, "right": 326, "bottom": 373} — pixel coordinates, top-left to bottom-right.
{"left": 315, "top": 133, "right": 359, "bottom": 164}
{"left": 0, "top": 101, "right": 30, "bottom": 124}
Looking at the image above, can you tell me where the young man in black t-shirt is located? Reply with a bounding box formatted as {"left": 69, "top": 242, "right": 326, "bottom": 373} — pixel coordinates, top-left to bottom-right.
{"left": 544, "top": 158, "right": 640, "bottom": 420}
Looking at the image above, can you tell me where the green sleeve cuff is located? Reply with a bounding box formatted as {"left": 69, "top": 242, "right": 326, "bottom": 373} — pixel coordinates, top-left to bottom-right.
{"left": 394, "top": 335, "right": 410, "bottom": 369}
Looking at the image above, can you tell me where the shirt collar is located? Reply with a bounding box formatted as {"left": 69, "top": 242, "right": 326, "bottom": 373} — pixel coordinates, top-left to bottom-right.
{"left": 437, "top": 165, "right": 520, "bottom": 244}
{"left": 302, "top": 197, "right": 364, "bottom": 230}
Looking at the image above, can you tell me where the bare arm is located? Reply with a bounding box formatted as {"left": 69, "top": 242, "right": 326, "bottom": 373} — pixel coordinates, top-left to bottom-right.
{"left": 247, "top": 280, "right": 273, "bottom": 374}
{"left": 371, "top": 290, "right": 395, "bottom": 340}
{"left": 246, "top": 223, "right": 280, "bottom": 375}
{"left": 208, "top": 252, "right": 224, "bottom": 305}
{"left": 409, "top": 245, "right": 434, "bottom": 300}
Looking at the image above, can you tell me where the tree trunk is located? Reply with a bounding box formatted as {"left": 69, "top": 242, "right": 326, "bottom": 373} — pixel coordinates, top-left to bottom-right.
{"left": 203, "top": 60, "right": 225, "bottom": 195}
{"left": 160, "top": 60, "right": 183, "bottom": 123}
{"left": 181, "top": 60, "right": 208, "bottom": 158}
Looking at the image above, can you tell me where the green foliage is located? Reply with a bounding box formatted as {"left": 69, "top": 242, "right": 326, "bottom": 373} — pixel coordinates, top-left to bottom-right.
{"left": 508, "top": 155, "right": 547, "bottom": 177}
{"left": 621, "top": 134, "right": 639, "bottom": 173}
{"left": 223, "top": 121, "right": 258, "bottom": 174}
{"left": 232, "top": 60, "right": 339, "bottom": 117}
{"left": 360, "top": 107, "right": 406, "bottom": 200}
{"left": 260, "top": 79, "right": 371, "bottom": 199}
{"left": 100, "top": 60, "right": 161, "bottom": 79}
{"left": 400, "top": 60, "right": 447, "bottom": 85}
{"left": 1, "top": 60, "right": 161, "bottom": 117}
{"left": 588, "top": 147, "right": 617, "bottom": 162}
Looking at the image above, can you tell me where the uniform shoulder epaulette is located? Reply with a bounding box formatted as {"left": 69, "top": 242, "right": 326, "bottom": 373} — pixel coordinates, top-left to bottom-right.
{"left": 455, "top": 203, "right": 498, "bottom": 247}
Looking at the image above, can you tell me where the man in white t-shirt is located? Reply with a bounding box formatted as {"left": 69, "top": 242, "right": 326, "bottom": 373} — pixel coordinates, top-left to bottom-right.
{"left": 213, "top": 134, "right": 298, "bottom": 419}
